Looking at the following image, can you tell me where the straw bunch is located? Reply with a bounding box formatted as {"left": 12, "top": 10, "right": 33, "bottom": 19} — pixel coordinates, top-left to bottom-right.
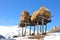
{"left": 20, "top": 10, "right": 30, "bottom": 22}
{"left": 39, "top": 6, "right": 51, "bottom": 19}
{"left": 31, "top": 11, "right": 40, "bottom": 21}
{"left": 20, "top": 23, "right": 25, "bottom": 27}
{"left": 31, "top": 6, "right": 51, "bottom": 21}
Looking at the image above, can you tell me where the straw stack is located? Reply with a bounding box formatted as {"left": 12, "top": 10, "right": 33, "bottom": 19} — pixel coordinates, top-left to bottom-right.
{"left": 39, "top": 6, "right": 51, "bottom": 19}
{"left": 31, "top": 11, "right": 40, "bottom": 21}
{"left": 20, "top": 23, "right": 25, "bottom": 27}
{"left": 20, "top": 10, "right": 30, "bottom": 23}
{"left": 31, "top": 6, "right": 51, "bottom": 21}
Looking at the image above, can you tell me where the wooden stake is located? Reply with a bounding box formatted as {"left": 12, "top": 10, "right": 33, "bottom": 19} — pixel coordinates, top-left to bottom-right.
{"left": 42, "top": 19, "right": 44, "bottom": 34}
{"left": 29, "top": 26, "right": 31, "bottom": 35}
{"left": 34, "top": 25, "right": 35, "bottom": 35}
{"left": 37, "top": 22, "right": 38, "bottom": 34}
{"left": 25, "top": 24, "right": 26, "bottom": 35}
{"left": 22, "top": 27, "right": 23, "bottom": 36}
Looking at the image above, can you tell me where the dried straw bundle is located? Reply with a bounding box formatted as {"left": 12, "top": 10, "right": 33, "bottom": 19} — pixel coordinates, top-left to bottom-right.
{"left": 43, "top": 10, "right": 51, "bottom": 19}
{"left": 21, "top": 11, "right": 30, "bottom": 22}
{"left": 31, "top": 11, "right": 40, "bottom": 21}
{"left": 39, "top": 6, "right": 51, "bottom": 19}
{"left": 20, "top": 23, "right": 25, "bottom": 27}
{"left": 31, "top": 6, "right": 51, "bottom": 21}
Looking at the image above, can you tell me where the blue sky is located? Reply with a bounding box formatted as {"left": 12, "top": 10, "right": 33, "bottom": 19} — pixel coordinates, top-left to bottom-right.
{"left": 0, "top": 0, "right": 60, "bottom": 31}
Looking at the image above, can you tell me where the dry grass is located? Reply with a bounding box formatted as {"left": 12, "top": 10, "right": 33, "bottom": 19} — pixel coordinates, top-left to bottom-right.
{"left": 27, "top": 34, "right": 45, "bottom": 39}
{"left": 20, "top": 10, "right": 30, "bottom": 22}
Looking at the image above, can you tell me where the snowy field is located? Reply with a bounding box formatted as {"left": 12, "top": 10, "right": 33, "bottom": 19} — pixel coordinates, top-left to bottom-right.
{"left": 0, "top": 26, "right": 60, "bottom": 40}
{"left": 43, "top": 33, "right": 60, "bottom": 40}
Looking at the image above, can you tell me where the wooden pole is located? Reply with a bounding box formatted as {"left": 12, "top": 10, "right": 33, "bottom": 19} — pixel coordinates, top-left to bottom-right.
{"left": 29, "top": 26, "right": 31, "bottom": 35}
{"left": 34, "top": 25, "right": 35, "bottom": 35}
{"left": 25, "top": 24, "right": 26, "bottom": 35}
{"left": 22, "top": 27, "right": 23, "bottom": 36}
{"left": 42, "top": 18, "right": 44, "bottom": 34}
{"left": 37, "top": 22, "right": 38, "bottom": 34}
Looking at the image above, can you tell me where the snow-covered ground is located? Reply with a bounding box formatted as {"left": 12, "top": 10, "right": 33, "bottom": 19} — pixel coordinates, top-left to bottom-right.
{"left": 0, "top": 26, "right": 60, "bottom": 40}
{"left": 0, "top": 26, "right": 40, "bottom": 40}
{"left": 43, "top": 32, "right": 60, "bottom": 40}
{"left": 0, "top": 26, "right": 33, "bottom": 37}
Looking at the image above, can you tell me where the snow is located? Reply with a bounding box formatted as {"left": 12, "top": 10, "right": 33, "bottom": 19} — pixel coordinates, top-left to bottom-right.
{"left": 0, "top": 26, "right": 33, "bottom": 38}
{"left": 43, "top": 32, "right": 60, "bottom": 40}
{"left": 0, "top": 26, "right": 60, "bottom": 40}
